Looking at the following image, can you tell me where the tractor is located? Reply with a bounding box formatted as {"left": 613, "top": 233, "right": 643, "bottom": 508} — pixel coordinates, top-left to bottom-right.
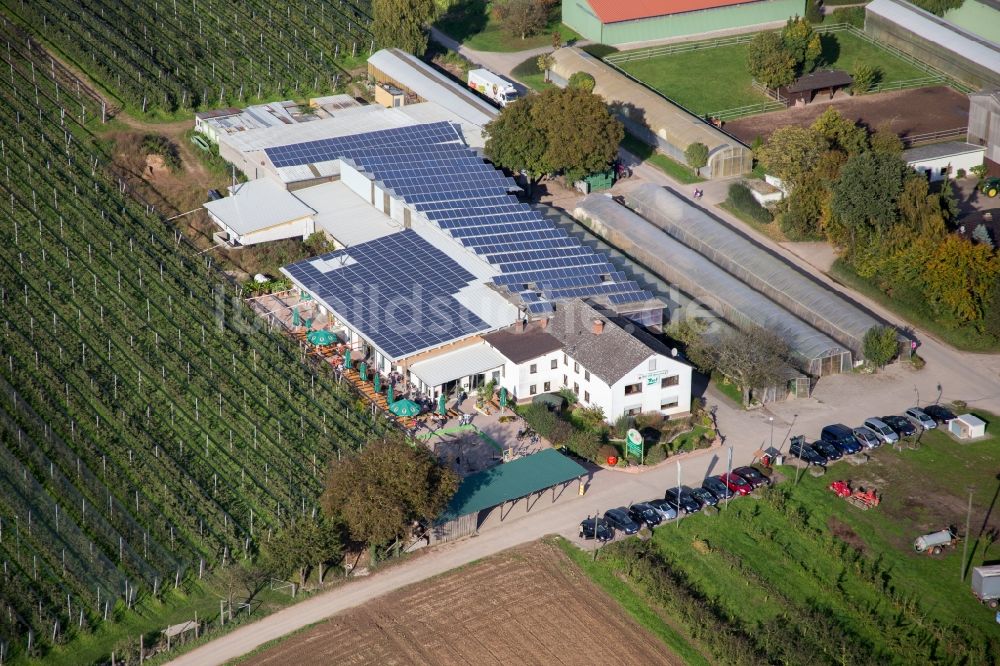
{"left": 981, "top": 177, "right": 1000, "bottom": 198}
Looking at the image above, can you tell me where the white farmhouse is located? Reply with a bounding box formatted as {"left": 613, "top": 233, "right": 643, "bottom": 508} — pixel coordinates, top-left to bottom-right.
{"left": 484, "top": 300, "right": 693, "bottom": 421}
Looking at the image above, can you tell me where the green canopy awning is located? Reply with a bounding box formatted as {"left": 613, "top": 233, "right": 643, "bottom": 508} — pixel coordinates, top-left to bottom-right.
{"left": 374, "top": 374, "right": 381, "bottom": 394}
{"left": 292, "top": 308, "right": 301, "bottom": 326}
{"left": 389, "top": 399, "right": 420, "bottom": 417}
{"left": 307, "top": 330, "right": 335, "bottom": 346}
{"left": 387, "top": 384, "right": 394, "bottom": 404}
{"left": 343, "top": 349, "right": 352, "bottom": 369}
{"left": 499, "top": 387, "right": 508, "bottom": 408}
{"left": 359, "top": 362, "right": 368, "bottom": 382}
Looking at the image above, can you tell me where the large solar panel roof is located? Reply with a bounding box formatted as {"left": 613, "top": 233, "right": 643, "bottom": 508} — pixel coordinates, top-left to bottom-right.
{"left": 268, "top": 122, "right": 652, "bottom": 311}
{"left": 282, "top": 230, "right": 489, "bottom": 360}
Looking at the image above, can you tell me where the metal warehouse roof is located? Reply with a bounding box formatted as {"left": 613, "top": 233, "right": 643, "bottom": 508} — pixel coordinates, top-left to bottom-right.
{"left": 409, "top": 342, "right": 507, "bottom": 387}
{"left": 368, "top": 48, "right": 497, "bottom": 128}
{"left": 902, "top": 141, "right": 985, "bottom": 162}
{"left": 624, "top": 184, "right": 881, "bottom": 356}
{"left": 548, "top": 48, "right": 750, "bottom": 174}
{"left": 867, "top": 0, "right": 1000, "bottom": 73}
{"left": 585, "top": 0, "right": 768, "bottom": 23}
{"left": 440, "top": 449, "right": 586, "bottom": 521}
{"left": 203, "top": 179, "right": 315, "bottom": 235}
{"left": 574, "top": 194, "right": 846, "bottom": 371}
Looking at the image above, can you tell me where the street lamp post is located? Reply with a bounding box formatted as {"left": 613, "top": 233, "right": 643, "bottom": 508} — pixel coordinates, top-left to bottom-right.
{"left": 768, "top": 416, "right": 774, "bottom": 453}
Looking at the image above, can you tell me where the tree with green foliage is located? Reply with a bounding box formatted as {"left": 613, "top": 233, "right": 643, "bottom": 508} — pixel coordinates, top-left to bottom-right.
{"left": 322, "top": 434, "right": 459, "bottom": 547}
{"left": 869, "top": 127, "right": 903, "bottom": 157}
{"left": 908, "top": 0, "right": 963, "bottom": 16}
{"left": 851, "top": 63, "right": 880, "bottom": 94}
{"left": 304, "top": 231, "right": 334, "bottom": 255}
{"left": 536, "top": 53, "right": 554, "bottom": 81}
{"left": 746, "top": 31, "right": 797, "bottom": 89}
{"left": 493, "top": 0, "right": 549, "bottom": 40}
{"left": 830, "top": 152, "right": 907, "bottom": 245}
{"left": 922, "top": 235, "right": 1000, "bottom": 322}
{"left": 756, "top": 125, "right": 827, "bottom": 190}
{"left": 706, "top": 327, "right": 791, "bottom": 406}
{"left": 372, "top": 0, "right": 436, "bottom": 56}
{"left": 862, "top": 326, "right": 899, "bottom": 368}
{"left": 780, "top": 179, "right": 826, "bottom": 240}
{"left": 972, "top": 224, "right": 995, "bottom": 249}
{"left": 685, "top": 142, "right": 709, "bottom": 176}
{"left": 567, "top": 71, "right": 596, "bottom": 92}
{"left": 262, "top": 515, "right": 343, "bottom": 585}
{"left": 804, "top": 0, "right": 824, "bottom": 24}
{"left": 781, "top": 16, "right": 822, "bottom": 73}
{"left": 485, "top": 86, "right": 623, "bottom": 183}
{"left": 811, "top": 107, "right": 869, "bottom": 155}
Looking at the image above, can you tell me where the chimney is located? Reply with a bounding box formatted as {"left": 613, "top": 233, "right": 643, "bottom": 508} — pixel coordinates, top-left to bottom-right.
{"left": 592, "top": 319, "right": 604, "bottom": 335}
{"left": 539, "top": 317, "right": 550, "bottom": 330}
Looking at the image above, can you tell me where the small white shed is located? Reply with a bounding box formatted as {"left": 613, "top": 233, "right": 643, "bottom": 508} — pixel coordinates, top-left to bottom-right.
{"left": 949, "top": 413, "right": 987, "bottom": 439}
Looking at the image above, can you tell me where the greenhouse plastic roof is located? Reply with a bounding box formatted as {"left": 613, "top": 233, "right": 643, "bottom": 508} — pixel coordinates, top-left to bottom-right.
{"left": 867, "top": 0, "right": 1000, "bottom": 73}
{"left": 574, "top": 194, "right": 845, "bottom": 366}
{"left": 623, "top": 184, "right": 880, "bottom": 355}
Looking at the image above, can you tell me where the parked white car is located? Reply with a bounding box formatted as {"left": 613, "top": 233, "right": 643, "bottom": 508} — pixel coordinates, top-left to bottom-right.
{"left": 863, "top": 417, "right": 899, "bottom": 444}
{"left": 905, "top": 407, "right": 937, "bottom": 430}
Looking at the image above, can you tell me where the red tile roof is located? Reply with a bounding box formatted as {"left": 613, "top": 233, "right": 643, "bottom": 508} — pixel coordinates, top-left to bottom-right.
{"left": 586, "top": 0, "right": 762, "bottom": 23}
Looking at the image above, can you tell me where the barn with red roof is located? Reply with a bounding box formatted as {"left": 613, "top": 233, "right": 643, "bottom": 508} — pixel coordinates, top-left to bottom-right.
{"left": 563, "top": 0, "right": 805, "bottom": 45}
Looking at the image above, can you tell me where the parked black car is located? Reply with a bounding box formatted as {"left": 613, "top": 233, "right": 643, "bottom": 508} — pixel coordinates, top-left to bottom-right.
{"left": 664, "top": 487, "right": 703, "bottom": 514}
{"left": 811, "top": 439, "right": 843, "bottom": 461}
{"left": 882, "top": 414, "right": 917, "bottom": 437}
{"left": 923, "top": 404, "right": 956, "bottom": 424}
{"left": 702, "top": 475, "right": 735, "bottom": 501}
{"left": 789, "top": 437, "right": 828, "bottom": 466}
{"left": 733, "top": 466, "right": 771, "bottom": 489}
{"left": 628, "top": 503, "right": 663, "bottom": 528}
{"left": 821, "top": 424, "right": 863, "bottom": 455}
{"left": 579, "top": 517, "right": 614, "bottom": 541}
{"left": 689, "top": 486, "right": 719, "bottom": 507}
{"left": 604, "top": 508, "right": 640, "bottom": 535}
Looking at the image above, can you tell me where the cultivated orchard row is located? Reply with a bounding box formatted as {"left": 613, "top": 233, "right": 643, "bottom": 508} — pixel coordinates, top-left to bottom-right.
{"left": 0, "top": 30, "right": 385, "bottom": 659}
{"left": 2, "top": 0, "right": 373, "bottom": 116}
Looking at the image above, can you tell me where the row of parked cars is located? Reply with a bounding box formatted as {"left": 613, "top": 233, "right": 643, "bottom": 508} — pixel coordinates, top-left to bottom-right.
{"left": 579, "top": 466, "right": 771, "bottom": 541}
{"left": 790, "top": 404, "right": 956, "bottom": 466}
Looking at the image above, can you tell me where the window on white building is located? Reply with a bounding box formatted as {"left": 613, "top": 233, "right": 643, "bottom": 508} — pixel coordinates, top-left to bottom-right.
{"left": 624, "top": 382, "right": 642, "bottom": 395}
{"left": 573, "top": 382, "right": 579, "bottom": 395}
{"left": 661, "top": 398, "right": 679, "bottom": 410}
{"left": 563, "top": 374, "right": 568, "bottom": 386}
{"left": 584, "top": 370, "right": 590, "bottom": 382}
{"left": 529, "top": 363, "right": 537, "bottom": 374}
{"left": 529, "top": 384, "right": 537, "bottom": 395}
{"left": 550, "top": 359, "right": 558, "bottom": 369}
{"left": 584, "top": 390, "right": 590, "bottom": 403}
{"left": 661, "top": 375, "right": 679, "bottom": 388}
{"left": 544, "top": 381, "right": 551, "bottom": 392}
{"left": 648, "top": 359, "right": 657, "bottom": 371}
{"left": 563, "top": 354, "right": 568, "bottom": 366}
{"left": 573, "top": 361, "right": 579, "bottom": 373}
{"left": 626, "top": 406, "right": 641, "bottom": 416}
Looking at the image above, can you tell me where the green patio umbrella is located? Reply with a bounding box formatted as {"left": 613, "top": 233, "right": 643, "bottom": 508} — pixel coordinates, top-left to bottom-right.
{"left": 437, "top": 393, "right": 447, "bottom": 416}
{"left": 359, "top": 362, "right": 368, "bottom": 382}
{"left": 389, "top": 399, "right": 420, "bottom": 418}
{"left": 292, "top": 308, "right": 301, "bottom": 326}
{"left": 305, "top": 318, "right": 313, "bottom": 331}
{"left": 386, "top": 384, "right": 394, "bottom": 404}
{"left": 373, "top": 373, "right": 381, "bottom": 394}
{"left": 307, "top": 330, "right": 335, "bottom": 346}
{"left": 301, "top": 291, "right": 312, "bottom": 301}
{"left": 499, "top": 387, "right": 508, "bottom": 410}
{"left": 343, "top": 349, "right": 351, "bottom": 369}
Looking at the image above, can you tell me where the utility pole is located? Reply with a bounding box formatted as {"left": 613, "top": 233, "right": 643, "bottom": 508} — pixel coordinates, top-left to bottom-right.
{"left": 768, "top": 416, "right": 774, "bottom": 452}
{"left": 961, "top": 485, "right": 975, "bottom": 581}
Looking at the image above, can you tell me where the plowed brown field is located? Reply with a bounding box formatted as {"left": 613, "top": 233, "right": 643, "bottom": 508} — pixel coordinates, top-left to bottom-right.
{"left": 244, "top": 540, "right": 682, "bottom": 666}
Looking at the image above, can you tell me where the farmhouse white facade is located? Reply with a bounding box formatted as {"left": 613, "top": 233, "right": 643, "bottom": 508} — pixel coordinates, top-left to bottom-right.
{"left": 903, "top": 141, "right": 985, "bottom": 182}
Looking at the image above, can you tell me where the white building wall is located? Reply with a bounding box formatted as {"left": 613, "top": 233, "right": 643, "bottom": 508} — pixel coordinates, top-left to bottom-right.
{"left": 341, "top": 162, "right": 373, "bottom": 202}
{"left": 908, "top": 150, "right": 985, "bottom": 182}
{"left": 499, "top": 350, "right": 563, "bottom": 402}
{"left": 609, "top": 354, "right": 692, "bottom": 419}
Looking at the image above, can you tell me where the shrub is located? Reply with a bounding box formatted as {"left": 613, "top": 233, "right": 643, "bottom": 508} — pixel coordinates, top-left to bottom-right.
{"left": 972, "top": 224, "right": 995, "bottom": 249}
{"left": 684, "top": 142, "right": 709, "bottom": 176}
{"left": 805, "top": 0, "right": 824, "bottom": 24}
{"left": 612, "top": 413, "right": 633, "bottom": 438}
{"left": 567, "top": 71, "right": 596, "bottom": 92}
{"left": 141, "top": 134, "right": 181, "bottom": 170}
{"left": 952, "top": 399, "right": 968, "bottom": 412}
{"left": 597, "top": 444, "right": 619, "bottom": 463}
{"left": 519, "top": 403, "right": 559, "bottom": 438}
{"left": 970, "top": 164, "right": 988, "bottom": 179}
{"left": 550, "top": 421, "right": 573, "bottom": 446}
{"left": 644, "top": 443, "right": 668, "bottom": 465}
{"left": 831, "top": 6, "right": 866, "bottom": 27}
{"left": 863, "top": 325, "right": 898, "bottom": 368}
{"left": 572, "top": 405, "right": 607, "bottom": 430}
{"left": 726, "top": 182, "right": 773, "bottom": 224}
{"left": 851, "top": 63, "right": 880, "bottom": 95}
{"left": 634, "top": 411, "right": 664, "bottom": 431}
{"left": 566, "top": 429, "right": 601, "bottom": 461}
{"left": 956, "top": 168, "right": 966, "bottom": 179}
{"left": 910, "top": 354, "right": 926, "bottom": 370}
{"left": 557, "top": 387, "right": 578, "bottom": 406}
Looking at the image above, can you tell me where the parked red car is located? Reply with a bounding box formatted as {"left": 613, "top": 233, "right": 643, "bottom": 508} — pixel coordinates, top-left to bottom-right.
{"left": 719, "top": 472, "right": 752, "bottom": 496}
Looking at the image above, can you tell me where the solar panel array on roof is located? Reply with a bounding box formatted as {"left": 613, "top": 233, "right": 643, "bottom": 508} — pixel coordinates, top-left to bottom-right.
{"left": 283, "top": 230, "right": 489, "bottom": 359}
{"left": 267, "top": 121, "right": 653, "bottom": 310}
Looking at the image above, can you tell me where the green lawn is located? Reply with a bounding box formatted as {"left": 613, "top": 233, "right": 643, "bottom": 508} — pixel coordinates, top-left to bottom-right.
{"left": 434, "top": 0, "right": 579, "bottom": 52}
{"left": 616, "top": 30, "right": 931, "bottom": 116}
{"left": 510, "top": 56, "right": 556, "bottom": 92}
{"left": 621, "top": 133, "right": 704, "bottom": 184}
{"left": 829, "top": 259, "right": 1000, "bottom": 352}
{"left": 567, "top": 416, "right": 1000, "bottom": 662}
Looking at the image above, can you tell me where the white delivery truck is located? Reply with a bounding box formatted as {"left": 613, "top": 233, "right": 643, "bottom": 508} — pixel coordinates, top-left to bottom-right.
{"left": 468, "top": 68, "right": 518, "bottom": 107}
